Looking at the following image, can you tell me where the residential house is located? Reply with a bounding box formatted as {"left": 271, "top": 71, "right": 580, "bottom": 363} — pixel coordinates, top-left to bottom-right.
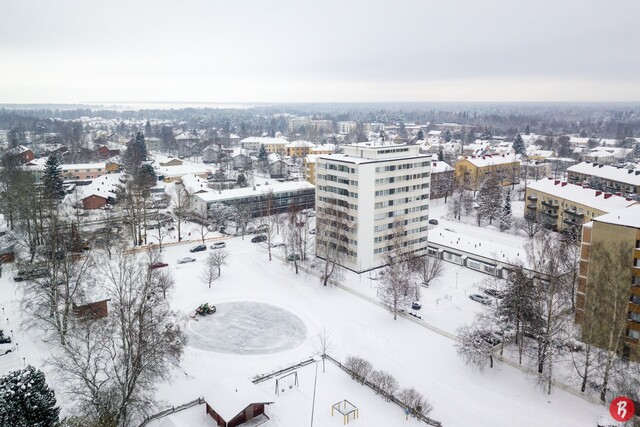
{"left": 429, "top": 160, "right": 454, "bottom": 199}
{"left": 267, "top": 153, "right": 288, "bottom": 178}
{"left": 454, "top": 154, "right": 520, "bottom": 191}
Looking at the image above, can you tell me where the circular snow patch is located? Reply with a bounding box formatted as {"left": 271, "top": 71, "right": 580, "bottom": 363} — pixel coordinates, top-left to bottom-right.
{"left": 185, "top": 301, "right": 307, "bottom": 355}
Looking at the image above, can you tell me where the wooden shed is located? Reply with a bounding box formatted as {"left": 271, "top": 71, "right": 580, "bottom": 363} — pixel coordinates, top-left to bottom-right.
{"left": 204, "top": 379, "right": 272, "bottom": 427}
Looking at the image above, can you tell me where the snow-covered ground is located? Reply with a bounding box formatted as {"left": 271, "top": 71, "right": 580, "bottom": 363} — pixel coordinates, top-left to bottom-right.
{"left": 0, "top": 200, "right": 613, "bottom": 426}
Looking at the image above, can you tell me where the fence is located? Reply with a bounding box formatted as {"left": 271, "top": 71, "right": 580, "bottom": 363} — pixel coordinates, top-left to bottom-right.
{"left": 137, "top": 397, "right": 205, "bottom": 427}
{"left": 252, "top": 358, "right": 316, "bottom": 384}
{"left": 324, "top": 354, "right": 443, "bottom": 427}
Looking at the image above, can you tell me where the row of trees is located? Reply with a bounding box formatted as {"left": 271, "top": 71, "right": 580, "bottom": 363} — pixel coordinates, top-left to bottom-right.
{"left": 456, "top": 231, "right": 638, "bottom": 402}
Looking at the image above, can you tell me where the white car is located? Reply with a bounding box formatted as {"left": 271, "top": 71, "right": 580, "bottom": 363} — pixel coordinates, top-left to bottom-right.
{"left": 177, "top": 257, "right": 196, "bottom": 264}
{"left": 210, "top": 242, "right": 226, "bottom": 249}
{"left": 0, "top": 342, "right": 16, "bottom": 356}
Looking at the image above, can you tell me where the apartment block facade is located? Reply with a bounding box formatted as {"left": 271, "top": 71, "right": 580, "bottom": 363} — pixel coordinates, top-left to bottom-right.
{"left": 315, "top": 144, "right": 431, "bottom": 273}
{"left": 567, "top": 162, "right": 640, "bottom": 200}
{"left": 576, "top": 204, "right": 640, "bottom": 356}
{"left": 524, "top": 178, "right": 636, "bottom": 232}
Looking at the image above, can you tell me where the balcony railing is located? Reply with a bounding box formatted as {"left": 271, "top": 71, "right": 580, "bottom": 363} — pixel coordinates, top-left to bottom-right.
{"left": 564, "top": 209, "right": 584, "bottom": 217}
{"left": 526, "top": 204, "right": 537, "bottom": 210}
{"left": 527, "top": 195, "right": 538, "bottom": 201}
{"left": 542, "top": 211, "right": 558, "bottom": 219}
{"left": 541, "top": 200, "right": 559, "bottom": 209}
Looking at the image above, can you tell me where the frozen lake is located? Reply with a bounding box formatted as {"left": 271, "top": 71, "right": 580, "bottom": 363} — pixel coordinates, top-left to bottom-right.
{"left": 185, "top": 301, "right": 307, "bottom": 355}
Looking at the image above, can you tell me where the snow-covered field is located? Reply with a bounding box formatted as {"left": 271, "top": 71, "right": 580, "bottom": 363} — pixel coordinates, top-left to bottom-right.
{"left": 0, "top": 201, "right": 613, "bottom": 426}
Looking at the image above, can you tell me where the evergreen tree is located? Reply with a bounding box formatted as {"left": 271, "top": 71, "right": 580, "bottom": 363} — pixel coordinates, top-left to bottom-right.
{"left": 499, "top": 191, "right": 513, "bottom": 231}
{"left": 512, "top": 133, "right": 526, "bottom": 157}
{"left": 524, "top": 124, "right": 531, "bottom": 135}
{"left": 444, "top": 129, "right": 452, "bottom": 142}
{"left": 465, "top": 128, "right": 476, "bottom": 145}
{"left": 480, "top": 127, "right": 493, "bottom": 140}
{"left": 0, "top": 365, "right": 60, "bottom": 427}
{"left": 438, "top": 146, "right": 444, "bottom": 161}
{"left": 417, "top": 129, "right": 425, "bottom": 141}
{"left": 135, "top": 131, "right": 147, "bottom": 160}
{"left": 145, "top": 120, "right": 152, "bottom": 138}
{"left": 236, "top": 173, "right": 248, "bottom": 188}
{"left": 258, "top": 145, "right": 268, "bottom": 163}
{"left": 476, "top": 172, "right": 502, "bottom": 226}
{"left": 138, "top": 163, "right": 157, "bottom": 190}
{"left": 42, "top": 154, "right": 65, "bottom": 202}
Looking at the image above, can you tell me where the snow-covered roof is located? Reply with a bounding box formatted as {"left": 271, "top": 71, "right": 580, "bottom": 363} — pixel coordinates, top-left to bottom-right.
{"left": 180, "top": 173, "right": 213, "bottom": 195}
{"left": 567, "top": 162, "right": 640, "bottom": 186}
{"left": 267, "top": 153, "right": 283, "bottom": 164}
{"left": 175, "top": 133, "right": 199, "bottom": 141}
{"left": 428, "top": 130, "right": 442, "bottom": 136}
{"left": 240, "top": 137, "right": 289, "bottom": 145}
{"left": 460, "top": 154, "right": 519, "bottom": 168}
{"left": 61, "top": 162, "right": 107, "bottom": 171}
{"left": 587, "top": 146, "right": 632, "bottom": 159}
{"left": 430, "top": 160, "right": 454, "bottom": 174}
{"left": 231, "top": 147, "right": 250, "bottom": 158}
{"left": 194, "top": 181, "right": 314, "bottom": 204}
{"left": 203, "top": 378, "right": 272, "bottom": 422}
{"left": 310, "top": 143, "right": 335, "bottom": 153}
{"left": 305, "top": 154, "right": 318, "bottom": 164}
{"left": 286, "top": 140, "right": 315, "bottom": 148}
{"left": 145, "top": 403, "right": 217, "bottom": 427}
{"left": 593, "top": 204, "right": 640, "bottom": 229}
{"left": 428, "top": 227, "right": 532, "bottom": 269}
{"left": 69, "top": 174, "right": 119, "bottom": 201}
{"left": 157, "top": 164, "right": 211, "bottom": 178}
{"left": 527, "top": 178, "right": 636, "bottom": 212}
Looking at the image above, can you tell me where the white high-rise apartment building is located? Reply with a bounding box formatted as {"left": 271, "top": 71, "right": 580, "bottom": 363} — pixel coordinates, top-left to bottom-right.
{"left": 315, "top": 144, "right": 431, "bottom": 272}
{"left": 336, "top": 121, "right": 358, "bottom": 135}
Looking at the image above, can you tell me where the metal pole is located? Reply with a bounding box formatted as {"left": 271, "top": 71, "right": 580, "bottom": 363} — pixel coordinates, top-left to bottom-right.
{"left": 310, "top": 360, "right": 319, "bottom": 427}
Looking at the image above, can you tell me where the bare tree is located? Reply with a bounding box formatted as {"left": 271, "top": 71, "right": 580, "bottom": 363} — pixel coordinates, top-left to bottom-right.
{"left": 579, "top": 240, "right": 634, "bottom": 402}
{"left": 315, "top": 204, "right": 352, "bottom": 286}
{"left": 195, "top": 205, "right": 210, "bottom": 245}
{"left": 515, "top": 210, "right": 543, "bottom": 239}
{"left": 456, "top": 323, "right": 497, "bottom": 371}
{"left": 19, "top": 214, "right": 94, "bottom": 345}
{"left": 409, "top": 254, "right": 444, "bottom": 288}
{"left": 149, "top": 209, "right": 170, "bottom": 252}
{"left": 369, "top": 370, "right": 399, "bottom": 400}
{"left": 169, "top": 183, "right": 191, "bottom": 242}
{"left": 344, "top": 355, "right": 372, "bottom": 384}
{"left": 50, "top": 247, "right": 185, "bottom": 427}
{"left": 397, "top": 387, "right": 433, "bottom": 418}
{"left": 378, "top": 220, "right": 412, "bottom": 320}
{"left": 315, "top": 327, "right": 331, "bottom": 373}
{"left": 526, "top": 230, "right": 573, "bottom": 395}
{"left": 209, "top": 249, "right": 229, "bottom": 278}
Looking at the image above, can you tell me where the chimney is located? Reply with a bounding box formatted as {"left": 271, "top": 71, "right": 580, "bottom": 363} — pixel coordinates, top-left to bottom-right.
{"left": 548, "top": 176, "right": 554, "bottom": 180}
{"left": 626, "top": 197, "right": 633, "bottom": 201}
{"left": 635, "top": 171, "right": 640, "bottom": 176}
{"left": 599, "top": 164, "right": 604, "bottom": 168}
{"left": 432, "top": 162, "right": 437, "bottom": 167}
{"left": 592, "top": 163, "right": 598, "bottom": 167}
{"left": 595, "top": 191, "right": 602, "bottom": 197}
{"left": 604, "top": 193, "right": 612, "bottom": 199}
{"left": 629, "top": 169, "right": 634, "bottom": 174}
{"left": 554, "top": 180, "right": 560, "bottom": 185}
{"left": 561, "top": 182, "right": 567, "bottom": 187}
{"left": 615, "top": 192, "right": 621, "bottom": 196}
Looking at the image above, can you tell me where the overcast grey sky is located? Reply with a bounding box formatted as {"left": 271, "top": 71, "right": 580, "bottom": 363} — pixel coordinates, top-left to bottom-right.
{"left": 1, "top": 0, "right": 639, "bottom": 103}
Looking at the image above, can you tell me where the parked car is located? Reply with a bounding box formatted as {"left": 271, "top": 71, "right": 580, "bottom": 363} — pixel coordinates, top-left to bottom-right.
{"left": 306, "top": 211, "right": 315, "bottom": 217}
{"left": 177, "top": 257, "right": 196, "bottom": 264}
{"left": 190, "top": 244, "right": 207, "bottom": 253}
{"left": 309, "top": 229, "right": 316, "bottom": 235}
{"left": 255, "top": 224, "right": 269, "bottom": 233}
{"left": 251, "top": 235, "right": 267, "bottom": 243}
{"left": 411, "top": 302, "right": 422, "bottom": 310}
{"left": 469, "top": 294, "right": 491, "bottom": 305}
{"left": 428, "top": 219, "right": 439, "bottom": 225}
{"left": 210, "top": 242, "right": 226, "bottom": 249}
{"left": 287, "top": 254, "right": 301, "bottom": 261}
{"left": 0, "top": 342, "right": 16, "bottom": 356}
{"left": 483, "top": 288, "right": 504, "bottom": 299}
{"left": 478, "top": 332, "right": 501, "bottom": 346}
{"left": 13, "top": 268, "right": 47, "bottom": 282}
{"left": 0, "top": 330, "right": 11, "bottom": 344}
{"left": 270, "top": 242, "right": 285, "bottom": 248}
{"left": 149, "top": 262, "right": 169, "bottom": 270}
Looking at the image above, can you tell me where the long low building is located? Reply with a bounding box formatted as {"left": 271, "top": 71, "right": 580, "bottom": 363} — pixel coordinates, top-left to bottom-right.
{"left": 191, "top": 181, "right": 315, "bottom": 217}
{"left": 525, "top": 177, "right": 637, "bottom": 232}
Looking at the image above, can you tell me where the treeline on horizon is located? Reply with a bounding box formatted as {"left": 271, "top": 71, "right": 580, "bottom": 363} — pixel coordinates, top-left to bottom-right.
{"left": 0, "top": 102, "right": 638, "bottom": 140}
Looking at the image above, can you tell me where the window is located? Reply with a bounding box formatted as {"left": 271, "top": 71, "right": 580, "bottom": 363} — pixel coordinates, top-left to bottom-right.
{"left": 630, "top": 312, "right": 640, "bottom": 323}
{"left": 628, "top": 329, "right": 640, "bottom": 340}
